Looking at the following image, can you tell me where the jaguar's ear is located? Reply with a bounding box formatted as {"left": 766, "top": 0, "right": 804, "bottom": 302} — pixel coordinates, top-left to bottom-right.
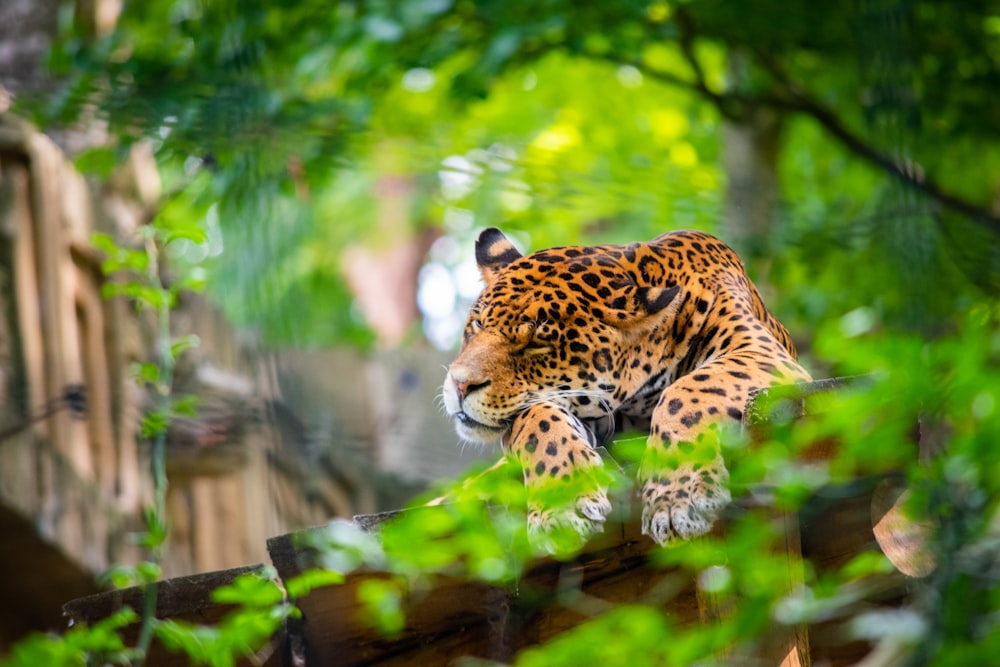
{"left": 606, "top": 284, "right": 682, "bottom": 332}
{"left": 475, "top": 228, "right": 523, "bottom": 285}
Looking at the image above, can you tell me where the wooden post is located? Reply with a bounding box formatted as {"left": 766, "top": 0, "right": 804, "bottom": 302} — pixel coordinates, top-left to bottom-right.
{"left": 26, "top": 132, "right": 91, "bottom": 476}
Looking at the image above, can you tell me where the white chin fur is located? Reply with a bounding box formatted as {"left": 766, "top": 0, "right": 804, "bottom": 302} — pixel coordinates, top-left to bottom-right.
{"left": 443, "top": 373, "right": 506, "bottom": 444}
{"left": 454, "top": 419, "right": 505, "bottom": 445}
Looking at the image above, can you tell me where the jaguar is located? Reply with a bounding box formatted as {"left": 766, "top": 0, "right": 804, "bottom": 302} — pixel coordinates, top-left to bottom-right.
{"left": 441, "top": 228, "right": 811, "bottom": 545}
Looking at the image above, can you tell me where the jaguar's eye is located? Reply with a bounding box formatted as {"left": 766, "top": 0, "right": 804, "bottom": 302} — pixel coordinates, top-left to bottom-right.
{"left": 522, "top": 339, "right": 552, "bottom": 355}
{"left": 470, "top": 319, "right": 483, "bottom": 332}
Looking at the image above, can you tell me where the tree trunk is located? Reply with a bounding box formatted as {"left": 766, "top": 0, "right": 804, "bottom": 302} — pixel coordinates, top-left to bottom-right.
{"left": 721, "top": 107, "right": 783, "bottom": 260}
{"left": 721, "top": 53, "right": 785, "bottom": 276}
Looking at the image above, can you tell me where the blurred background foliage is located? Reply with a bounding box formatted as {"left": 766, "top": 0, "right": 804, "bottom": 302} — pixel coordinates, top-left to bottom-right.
{"left": 6, "top": 0, "right": 999, "bottom": 664}
{"left": 26, "top": 0, "right": 1000, "bottom": 349}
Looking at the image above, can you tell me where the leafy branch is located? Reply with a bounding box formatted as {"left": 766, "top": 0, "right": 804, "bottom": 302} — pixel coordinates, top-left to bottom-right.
{"left": 590, "top": 46, "right": 1000, "bottom": 236}
{"left": 91, "top": 216, "right": 208, "bottom": 664}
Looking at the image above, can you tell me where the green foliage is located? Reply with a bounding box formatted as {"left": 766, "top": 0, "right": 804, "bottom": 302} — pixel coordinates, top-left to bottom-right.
{"left": 9, "top": 240, "right": 999, "bottom": 667}
{"left": 28, "top": 0, "right": 1000, "bottom": 343}
{"left": 154, "top": 570, "right": 296, "bottom": 667}
{"left": 356, "top": 579, "right": 406, "bottom": 636}
{"left": 284, "top": 569, "right": 346, "bottom": 598}
{"left": 3, "top": 214, "right": 314, "bottom": 667}
{"left": 8, "top": 0, "right": 1000, "bottom": 664}
{"left": 92, "top": 233, "right": 151, "bottom": 275}
{"left": 4, "top": 609, "right": 139, "bottom": 667}
{"left": 513, "top": 605, "right": 677, "bottom": 667}
{"left": 100, "top": 562, "right": 163, "bottom": 590}
{"left": 210, "top": 570, "right": 285, "bottom": 608}
{"left": 423, "top": 51, "right": 723, "bottom": 248}
{"left": 376, "top": 499, "right": 533, "bottom": 581}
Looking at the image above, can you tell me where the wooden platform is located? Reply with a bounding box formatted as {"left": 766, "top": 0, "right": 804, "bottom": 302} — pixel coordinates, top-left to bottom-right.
{"left": 64, "top": 378, "right": 926, "bottom": 666}
{"left": 64, "top": 483, "right": 913, "bottom": 667}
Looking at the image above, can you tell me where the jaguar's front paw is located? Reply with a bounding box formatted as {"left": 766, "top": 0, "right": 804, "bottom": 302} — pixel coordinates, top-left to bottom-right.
{"left": 527, "top": 488, "right": 612, "bottom": 553}
{"left": 640, "top": 467, "right": 731, "bottom": 545}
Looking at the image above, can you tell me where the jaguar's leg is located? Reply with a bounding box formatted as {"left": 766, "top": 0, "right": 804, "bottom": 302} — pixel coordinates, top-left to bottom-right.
{"left": 507, "top": 402, "right": 612, "bottom": 547}
{"left": 640, "top": 353, "right": 809, "bottom": 544}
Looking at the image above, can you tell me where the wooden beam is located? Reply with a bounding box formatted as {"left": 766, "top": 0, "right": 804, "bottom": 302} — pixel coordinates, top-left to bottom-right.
{"left": 62, "top": 378, "right": 923, "bottom": 665}
{"left": 63, "top": 564, "right": 280, "bottom": 667}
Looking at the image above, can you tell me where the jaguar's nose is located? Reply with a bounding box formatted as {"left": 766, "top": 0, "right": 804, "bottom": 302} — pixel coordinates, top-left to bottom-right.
{"left": 454, "top": 379, "right": 491, "bottom": 402}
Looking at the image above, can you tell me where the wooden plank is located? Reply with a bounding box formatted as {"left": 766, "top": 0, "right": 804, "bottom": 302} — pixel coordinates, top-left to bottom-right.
{"left": 58, "top": 377, "right": 918, "bottom": 666}
{"left": 747, "top": 379, "right": 913, "bottom": 666}
{"left": 72, "top": 249, "right": 118, "bottom": 494}
{"left": 769, "top": 510, "right": 811, "bottom": 667}
{"left": 268, "top": 518, "right": 505, "bottom": 666}
{"left": 61, "top": 475, "right": 912, "bottom": 667}
{"left": 63, "top": 564, "right": 281, "bottom": 667}
{"left": 268, "top": 497, "right": 821, "bottom": 667}
{"left": 0, "top": 503, "right": 101, "bottom": 646}
{"left": 25, "top": 130, "right": 91, "bottom": 477}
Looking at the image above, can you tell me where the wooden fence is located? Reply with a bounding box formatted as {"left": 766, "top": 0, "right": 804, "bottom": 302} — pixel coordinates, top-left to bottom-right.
{"left": 0, "top": 115, "right": 490, "bottom": 648}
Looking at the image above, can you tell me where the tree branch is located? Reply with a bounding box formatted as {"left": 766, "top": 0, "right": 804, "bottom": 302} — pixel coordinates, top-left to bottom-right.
{"left": 752, "top": 52, "right": 1000, "bottom": 234}
{"left": 604, "top": 53, "right": 1000, "bottom": 235}
{"left": 761, "top": 89, "right": 1000, "bottom": 234}
{"left": 675, "top": 9, "right": 710, "bottom": 102}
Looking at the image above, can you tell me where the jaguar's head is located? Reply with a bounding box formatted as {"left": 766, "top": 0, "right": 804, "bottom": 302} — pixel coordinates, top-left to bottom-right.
{"left": 442, "top": 228, "right": 681, "bottom": 445}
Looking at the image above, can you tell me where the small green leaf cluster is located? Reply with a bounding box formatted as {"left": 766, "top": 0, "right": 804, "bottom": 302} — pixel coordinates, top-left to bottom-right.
{"left": 3, "top": 609, "right": 139, "bottom": 667}
{"left": 100, "top": 562, "right": 162, "bottom": 591}
{"left": 92, "top": 222, "right": 207, "bottom": 313}
{"left": 152, "top": 570, "right": 294, "bottom": 667}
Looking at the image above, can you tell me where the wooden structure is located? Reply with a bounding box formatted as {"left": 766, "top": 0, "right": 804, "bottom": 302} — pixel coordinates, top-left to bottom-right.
{"left": 64, "top": 378, "right": 929, "bottom": 666}
{"left": 0, "top": 114, "right": 140, "bottom": 644}
{"left": 0, "top": 115, "right": 493, "bottom": 650}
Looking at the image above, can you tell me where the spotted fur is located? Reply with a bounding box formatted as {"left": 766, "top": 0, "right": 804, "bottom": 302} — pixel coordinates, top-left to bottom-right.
{"left": 442, "top": 228, "right": 811, "bottom": 544}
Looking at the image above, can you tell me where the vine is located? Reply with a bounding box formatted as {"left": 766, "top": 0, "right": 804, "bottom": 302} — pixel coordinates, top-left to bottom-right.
{"left": 94, "top": 217, "right": 207, "bottom": 665}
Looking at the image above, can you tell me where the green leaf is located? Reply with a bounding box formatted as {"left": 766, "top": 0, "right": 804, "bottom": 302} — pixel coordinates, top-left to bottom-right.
{"left": 160, "top": 221, "right": 209, "bottom": 246}
{"left": 514, "top": 605, "right": 676, "bottom": 667}
{"left": 170, "top": 334, "right": 201, "bottom": 358}
{"left": 92, "top": 233, "right": 151, "bottom": 276}
{"left": 212, "top": 570, "right": 284, "bottom": 608}
{"left": 176, "top": 272, "right": 208, "bottom": 293}
{"left": 172, "top": 394, "right": 201, "bottom": 418}
{"left": 140, "top": 507, "right": 168, "bottom": 549}
{"left": 100, "top": 282, "right": 170, "bottom": 309}
{"left": 99, "top": 564, "right": 139, "bottom": 589}
{"left": 136, "top": 561, "right": 163, "bottom": 583}
{"left": 838, "top": 550, "right": 895, "bottom": 581}
{"left": 74, "top": 146, "right": 119, "bottom": 178}
{"left": 132, "top": 361, "right": 161, "bottom": 385}
{"left": 357, "top": 578, "right": 405, "bottom": 637}
{"left": 154, "top": 620, "right": 220, "bottom": 664}
{"left": 90, "top": 232, "right": 120, "bottom": 255}
{"left": 5, "top": 607, "right": 139, "bottom": 667}
{"left": 285, "top": 569, "right": 345, "bottom": 598}
{"left": 140, "top": 410, "right": 169, "bottom": 438}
